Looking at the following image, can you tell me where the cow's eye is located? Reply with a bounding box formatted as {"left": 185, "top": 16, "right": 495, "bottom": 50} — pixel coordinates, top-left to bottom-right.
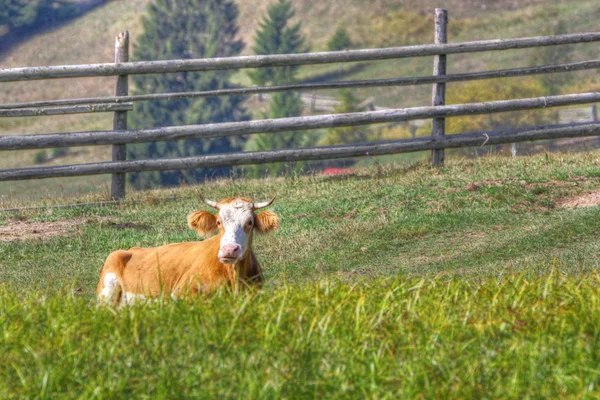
{"left": 247, "top": 220, "right": 253, "bottom": 226}
{"left": 217, "top": 221, "right": 221, "bottom": 226}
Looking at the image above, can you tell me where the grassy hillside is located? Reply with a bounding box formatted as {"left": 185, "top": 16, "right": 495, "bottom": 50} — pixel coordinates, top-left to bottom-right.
{"left": 0, "top": 0, "right": 149, "bottom": 202}
{"left": 2, "top": 152, "right": 600, "bottom": 288}
{"left": 2, "top": 153, "right": 600, "bottom": 397}
{"left": 0, "top": 0, "right": 599, "bottom": 202}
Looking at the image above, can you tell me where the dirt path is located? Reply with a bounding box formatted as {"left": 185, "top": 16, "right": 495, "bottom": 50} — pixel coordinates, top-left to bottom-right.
{"left": 0, "top": 218, "right": 89, "bottom": 242}
{"left": 558, "top": 189, "right": 600, "bottom": 209}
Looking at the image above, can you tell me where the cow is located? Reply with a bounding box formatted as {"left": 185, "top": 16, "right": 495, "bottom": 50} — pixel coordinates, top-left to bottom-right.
{"left": 96, "top": 194, "right": 279, "bottom": 305}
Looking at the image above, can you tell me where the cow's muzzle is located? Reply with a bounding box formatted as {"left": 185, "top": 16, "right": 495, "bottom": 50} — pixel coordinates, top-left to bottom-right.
{"left": 219, "top": 244, "right": 241, "bottom": 264}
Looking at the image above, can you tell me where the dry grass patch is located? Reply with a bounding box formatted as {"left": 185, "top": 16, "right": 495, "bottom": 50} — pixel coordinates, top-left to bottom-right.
{"left": 558, "top": 189, "right": 600, "bottom": 209}
{"left": 0, "top": 216, "right": 131, "bottom": 242}
{"left": 0, "top": 218, "right": 88, "bottom": 242}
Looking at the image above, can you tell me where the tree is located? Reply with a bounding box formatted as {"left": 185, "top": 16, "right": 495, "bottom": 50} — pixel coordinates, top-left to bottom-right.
{"left": 244, "top": 0, "right": 310, "bottom": 177}
{"left": 529, "top": 20, "right": 573, "bottom": 95}
{"left": 0, "top": 0, "right": 37, "bottom": 29}
{"left": 446, "top": 78, "right": 552, "bottom": 135}
{"left": 327, "top": 27, "right": 352, "bottom": 51}
{"left": 0, "top": 0, "right": 77, "bottom": 31}
{"left": 33, "top": 0, "right": 78, "bottom": 26}
{"left": 320, "top": 89, "right": 369, "bottom": 146}
{"left": 243, "top": 88, "right": 313, "bottom": 173}
{"left": 247, "top": 0, "right": 305, "bottom": 86}
{"left": 446, "top": 77, "right": 555, "bottom": 157}
{"left": 127, "top": 0, "right": 249, "bottom": 189}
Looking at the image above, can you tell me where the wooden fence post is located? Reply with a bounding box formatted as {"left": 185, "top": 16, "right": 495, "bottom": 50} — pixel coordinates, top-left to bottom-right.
{"left": 593, "top": 104, "right": 599, "bottom": 148}
{"left": 110, "top": 31, "right": 129, "bottom": 200}
{"left": 431, "top": 8, "right": 447, "bottom": 167}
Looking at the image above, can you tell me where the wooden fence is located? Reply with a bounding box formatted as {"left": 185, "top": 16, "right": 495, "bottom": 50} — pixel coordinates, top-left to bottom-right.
{"left": 1, "top": 8, "right": 600, "bottom": 200}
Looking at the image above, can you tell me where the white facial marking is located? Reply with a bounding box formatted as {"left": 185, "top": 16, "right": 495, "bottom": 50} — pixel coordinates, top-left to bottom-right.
{"left": 100, "top": 273, "right": 119, "bottom": 302}
{"left": 218, "top": 199, "right": 254, "bottom": 263}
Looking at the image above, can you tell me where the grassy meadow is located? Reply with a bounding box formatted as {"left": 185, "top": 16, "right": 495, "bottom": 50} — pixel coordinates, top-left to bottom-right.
{"left": 3, "top": 274, "right": 600, "bottom": 398}
{"left": 2, "top": 153, "right": 600, "bottom": 397}
{"left": 2, "top": 4, "right": 600, "bottom": 395}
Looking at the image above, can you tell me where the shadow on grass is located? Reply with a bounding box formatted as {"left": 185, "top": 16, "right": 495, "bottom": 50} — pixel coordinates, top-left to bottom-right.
{"left": 0, "top": 0, "right": 109, "bottom": 61}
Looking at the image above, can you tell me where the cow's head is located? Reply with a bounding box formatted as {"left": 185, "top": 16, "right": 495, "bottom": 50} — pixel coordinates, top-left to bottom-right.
{"left": 188, "top": 194, "right": 279, "bottom": 264}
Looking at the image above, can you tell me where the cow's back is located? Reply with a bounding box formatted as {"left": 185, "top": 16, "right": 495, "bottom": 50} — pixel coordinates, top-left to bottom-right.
{"left": 119, "top": 241, "right": 212, "bottom": 297}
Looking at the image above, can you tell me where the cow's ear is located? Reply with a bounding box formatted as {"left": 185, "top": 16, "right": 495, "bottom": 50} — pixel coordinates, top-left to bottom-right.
{"left": 188, "top": 211, "right": 218, "bottom": 235}
{"left": 255, "top": 211, "right": 279, "bottom": 234}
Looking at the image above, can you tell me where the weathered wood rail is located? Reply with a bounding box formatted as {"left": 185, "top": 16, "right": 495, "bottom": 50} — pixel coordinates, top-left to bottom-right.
{"left": 0, "top": 103, "right": 133, "bottom": 117}
{"left": 2, "top": 32, "right": 599, "bottom": 82}
{"left": 2, "top": 60, "right": 599, "bottom": 110}
{"left": 2, "top": 92, "right": 600, "bottom": 151}
{"left": 1, "top": 8, "right": 599, "bottom": 201}
{"left": 2, "top": 122, "right": 598, "bottom": 181}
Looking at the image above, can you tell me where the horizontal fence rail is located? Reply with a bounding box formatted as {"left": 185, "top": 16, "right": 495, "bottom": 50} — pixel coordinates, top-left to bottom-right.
{"left": 1, "top": 122, "right": 598, "bottom": 181}
{"left": 0, "top": 103, "right": 133, "bottom": 117}
{"left": 2, "top": 60, "right": 599, "bottom": 110}
{"left": 1, "top": 92, "right": 599, "bottom": 151}
{"left": 1, "top": 32, "right": 599, "bottom": 82}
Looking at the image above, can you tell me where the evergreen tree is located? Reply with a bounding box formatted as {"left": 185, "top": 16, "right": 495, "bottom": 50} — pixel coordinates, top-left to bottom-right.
{"left": 0, "top": 0, "right": 38, "bottom": 29}
{"left": 34, "top": 0, "right": 78, "bottom": 26}
{"left": 0, "top": 0, "right": 76, "bottom": 31}
{"left": 128, "top": 0, "right": 249, "bottom": 189}
{"left": 244, "top": 0, "right": 309, "bottom": 177}
{"left": 247, "top": 0, "right": 305, "bottom": 86}
{"left": 320, "top": 89, "right": 369, "bottom": 146}
{"left": 245, "top": 90, "right": 303, "bottom": 157}
{"left": 529, "top": 20, "right": 573, "bottom": 95}
{"left": 327, "top": 26, "right": 353, "bottom": 51}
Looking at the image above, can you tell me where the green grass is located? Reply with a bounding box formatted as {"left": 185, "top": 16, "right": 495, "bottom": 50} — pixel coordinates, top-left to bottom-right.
{"left": 3, "top": 273, "right": 600, "bottom": 398}
{"left": 2, "top": 2, "right": 600, "bottom": 394}
{"left": 2, "top": 153, "right": 600, "bottom": 396}
{"left": 3, "top": 152, "right": 600, "bottom": 289}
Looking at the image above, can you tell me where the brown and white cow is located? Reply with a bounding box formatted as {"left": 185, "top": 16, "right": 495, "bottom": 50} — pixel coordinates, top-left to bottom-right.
{"left": 96, "top": 194, "right": 279, "bottom": 305}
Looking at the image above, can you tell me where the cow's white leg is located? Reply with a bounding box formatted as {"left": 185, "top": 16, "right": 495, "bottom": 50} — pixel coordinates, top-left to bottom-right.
{"left": 98, "top": 272, "right": 119, "bottom": 303}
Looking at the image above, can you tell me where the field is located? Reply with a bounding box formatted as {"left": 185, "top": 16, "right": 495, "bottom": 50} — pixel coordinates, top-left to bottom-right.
{"left": 1, "top": 0, "right": 599, "bottom": 202}
{"left": 2, "top": 152, "right": 600, "bottom": 397}
{"left": 4, "top": 274, "right": 600, "bottom": 398}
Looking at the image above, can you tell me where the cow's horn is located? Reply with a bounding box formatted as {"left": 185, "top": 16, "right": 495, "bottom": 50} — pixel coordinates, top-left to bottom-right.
{"left": 253, "top": 196, "right": 276, "bottom": 210}
{"left": 197, "top": 191, "right": 219, "bottom": 209}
